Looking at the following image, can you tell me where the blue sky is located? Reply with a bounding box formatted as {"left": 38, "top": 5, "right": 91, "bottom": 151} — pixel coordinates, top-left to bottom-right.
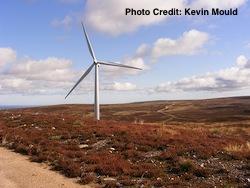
{"left": 1, "top": 0, "right": 250, "bottom": 105}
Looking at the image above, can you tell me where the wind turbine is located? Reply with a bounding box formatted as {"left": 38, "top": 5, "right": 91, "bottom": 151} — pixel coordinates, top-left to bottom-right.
{"left": 65, "top": 22, "right": 142, "bottom": 120}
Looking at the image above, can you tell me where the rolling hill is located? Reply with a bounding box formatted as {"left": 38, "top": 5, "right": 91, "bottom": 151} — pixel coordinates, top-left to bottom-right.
{"left": 0, "top": 96, "right": 249, "bottom": 187}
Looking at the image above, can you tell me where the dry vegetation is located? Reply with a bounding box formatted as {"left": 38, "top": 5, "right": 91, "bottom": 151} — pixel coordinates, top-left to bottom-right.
{"left": 0, "top": 96, "right": 250, "bottom": 187}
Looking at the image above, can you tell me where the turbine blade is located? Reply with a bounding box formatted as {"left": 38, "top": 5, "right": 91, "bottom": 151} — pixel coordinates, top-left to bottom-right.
{"left": 98, "top": 61, "right": 142, "bottom": 70}
{"left": 81, "top": 22, "right": 96, "bottom": 61}
{"left": 65, "top": 63, "right": 94, "bottom": 99}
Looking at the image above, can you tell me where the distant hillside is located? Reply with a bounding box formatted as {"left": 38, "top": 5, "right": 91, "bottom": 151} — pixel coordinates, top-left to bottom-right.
{"left": 4, "top": 96, "right": 250, "bottom": 123}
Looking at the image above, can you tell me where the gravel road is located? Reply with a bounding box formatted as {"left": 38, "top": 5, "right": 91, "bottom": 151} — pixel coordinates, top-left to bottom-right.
{"left": 0, "top": 147, "right": 92, "bottom": 188}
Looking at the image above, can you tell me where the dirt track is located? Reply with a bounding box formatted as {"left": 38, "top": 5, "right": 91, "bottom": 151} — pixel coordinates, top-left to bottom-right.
{"left": 0, "top": 147, "right": 91, "bottom": 188}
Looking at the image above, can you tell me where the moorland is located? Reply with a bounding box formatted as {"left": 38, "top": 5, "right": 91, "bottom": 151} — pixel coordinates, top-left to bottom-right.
{"left": 0, "top": 96, "right": 249, "bottom": 187}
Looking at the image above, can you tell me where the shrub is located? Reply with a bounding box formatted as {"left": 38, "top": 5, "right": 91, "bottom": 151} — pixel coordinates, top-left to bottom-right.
{"left": 177, "top": 159, "right": 195, "bottom": 173}
{"left": 53, "top": 159, "right": 82, "bottom": 178}
{"left": 80, "top": 173, "right": 96, "bottom": 184}
{"left": 193, "top": 168, "right": 210, "bottom": 178}
{"left": 94, "top": 157, "right": 131, "bottom": 176}
{"left": 130, "top": 163, "right": 162, "bottom": 178}
{"left": 122, "top": 149, "right": 142, "bottom": 160}
{"left": 119, "top": 179, "right": 136, "bottom": 186}
{"left": 73, "top": 120, "right": 82, "bottom": 127}
{"left": 224, "top": 142, "right": 250, "bottom": 159}
{"left": 225, "top": 143, "right": 245, "bottom": 152}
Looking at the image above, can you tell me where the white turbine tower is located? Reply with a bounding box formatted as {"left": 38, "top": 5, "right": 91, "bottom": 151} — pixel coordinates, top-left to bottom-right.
{"left": 65, "top": 22, "right": 142, "bottom": 120}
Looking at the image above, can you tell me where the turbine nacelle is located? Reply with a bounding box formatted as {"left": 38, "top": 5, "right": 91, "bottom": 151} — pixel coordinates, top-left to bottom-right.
{"left": 65, "top": 22, "right": 142, "bottom": 120}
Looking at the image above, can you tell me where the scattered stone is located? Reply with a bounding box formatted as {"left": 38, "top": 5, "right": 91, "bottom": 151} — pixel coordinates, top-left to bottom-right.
{"left": 79, "top": 144, "right": 89, "bottom": 149}
{"left": 116, "top": 182, "right": 123, "bottom": 187}
{"left": 35, "top": 126, "right": 42, "bottom": 131}
{"left": 144, "top": 151, "right": 162, "bottom": 158}
{"left": 92, "top": 139, "right": 110, "bottom": 150}
{"left": 157, "top": 177, "right": 162, "bottom": 181}
{"left": 103, "top": 177, "right": 117, "bottom": 181}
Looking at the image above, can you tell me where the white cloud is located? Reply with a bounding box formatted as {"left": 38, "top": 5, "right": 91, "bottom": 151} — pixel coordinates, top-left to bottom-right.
{"left": 85, "top": 0, "right": 187, "bottom": 36}
{"left": 7, "top": 56, "right": 77, "bottom": 81}
{"left": 136, "top": 29, "right": 211, "bottom": 58}
{"left": 151, "top": 30, "right": 210, "bottom": 57}
{"left": 135, "top": 44, "right": 149, "bottom": 57}
{"left": 1, "top": 78, "right": 33, "bottom": 91}
{"left": 100, "top": 29, "right": 210, "bottom": 78}
{"left": 154, "top": 55, "right": 250, "bottom": 93}
{"left": 102, "top": 82, "right": 137, "bottom": 91}
{"left": 0, "top": 47, "right": 143, "bottom": 95}
{"left": 101, "top": 57, "right": 150, "bottom": 78}
{"left": 84, "top": 0, "right": 248, "bottom": 35}
{"left": 236, "top": 55, "right": 250, "bottom": 68}
{"left": 0, "top": 47, "right": 16, "bottom": 69}
{"left": 0, "top": 51, "right": 81, "bottom": 95}
{"left": 51, "top": 15, "right": 72, "bottom": 28}
{"left": 113, "top": 82, "right": 137, "bottom": 91}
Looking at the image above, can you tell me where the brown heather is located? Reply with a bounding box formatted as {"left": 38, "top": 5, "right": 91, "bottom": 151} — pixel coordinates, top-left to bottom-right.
{"left": 0, "top": 96, "right": 250, "bottom": 187}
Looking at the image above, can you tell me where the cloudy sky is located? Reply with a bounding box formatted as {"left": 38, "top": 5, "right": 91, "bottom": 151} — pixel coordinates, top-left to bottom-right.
{"left": 1, "top": 0, "right": 250, "bottom": 105}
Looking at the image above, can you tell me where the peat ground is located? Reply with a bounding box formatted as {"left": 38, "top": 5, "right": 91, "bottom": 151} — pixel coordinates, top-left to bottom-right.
{"left": 0, "top": 96, "right": 249, "bottom": 187}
